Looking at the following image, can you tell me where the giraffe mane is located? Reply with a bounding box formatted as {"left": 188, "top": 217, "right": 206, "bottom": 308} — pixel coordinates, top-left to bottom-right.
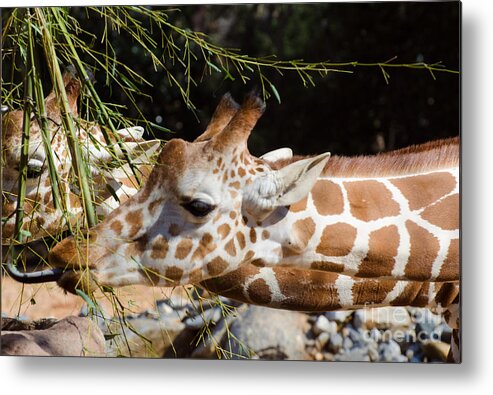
{"left": 268, "top": 136, "right": 459, "bottom": 177}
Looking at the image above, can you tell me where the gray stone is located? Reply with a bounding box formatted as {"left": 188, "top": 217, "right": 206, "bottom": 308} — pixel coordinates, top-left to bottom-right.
{"left": 354, "top": 307, "right": 411, "bottom": 329}
{"left": 316, "top": 332, "right": 330, "bottom": 349}
{"left": 327, "top": 333, "right": 343, "bottom": 354}
{"left": 378, "top": 339, "right": 403, "bottom": 362}
{"left": 415, "top": 309, "right": 443, "bottom": 342}
{"left": 220, "top": 305, "right": 309, "bottom": 360}
{"left": 343, "top": 336, "right": 354, "bottom": 350}
{"left": 368, "top": 344, "right": 379, "bottom": 361}
{"left": 105, "top": 315, "right": 185, "bottom": 358}
{"left": 184, "top": 307, "right": 222, "bottom": 329}
{"left": 346, "top": 326, "right": 363, "bottom": 345}
{"left": 1, "top": 316, "right": 105, "bottom": 357}
{"left": 80, "top": 304, "right": 108, "bottom": 328}
{"left": 335, "top": 346, "right": 370, "bottom": 362}
{"left": 156, "top": 300, "right": 173, "bottom": 316}
{"left": 325, "top": 311, "right": 352, "bottom": 323}
{"left": 165, "top": 294, "right": 194, "bottom": 310}
{"left": 313, "top": 315, "right": 337, "bottom": 335}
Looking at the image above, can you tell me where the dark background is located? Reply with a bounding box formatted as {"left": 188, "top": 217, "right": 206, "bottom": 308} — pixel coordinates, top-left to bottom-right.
{"left": 6, "top": 2, "right": 461, "bottom": 157}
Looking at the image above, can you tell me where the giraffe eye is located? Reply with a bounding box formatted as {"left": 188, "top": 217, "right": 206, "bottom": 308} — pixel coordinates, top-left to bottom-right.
{"left": 182, "top": 199, "right": 215, "bottom": 217}
{"left": 26, "top": 159, "right": 44, "bottom": 179}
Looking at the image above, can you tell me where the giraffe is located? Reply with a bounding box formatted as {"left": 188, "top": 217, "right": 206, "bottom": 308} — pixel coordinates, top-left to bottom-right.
{"left": 1, "top": 69, "right": 161, "bottom": 269}
{"left": 45, "top": 93, "right": 460, "bottom": 362}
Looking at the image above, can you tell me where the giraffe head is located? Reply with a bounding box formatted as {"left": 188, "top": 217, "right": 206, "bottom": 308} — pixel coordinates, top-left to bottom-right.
{"left": 48, "top": 93, "right": 330, "bottom": 293}
{"left": 1, "top": 70, "right": 160, "bottom": 246}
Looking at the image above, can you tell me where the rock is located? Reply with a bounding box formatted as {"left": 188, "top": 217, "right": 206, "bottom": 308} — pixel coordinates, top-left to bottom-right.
{"left": 346, "top": 326, "right": 363, "bottom": 345}
{"left": 79, "top": 304, "right": 107, "bottom": 328}
{"left": 353, "top": 307, "right": 411, "bottom": 329}
{"left": 1, "top": 316, "right": 105, "bottom": 357}
{"left": 323, "top": 352, "right": 335, "bottom": 361}
{"left": 367, "top": 344, "right": 379, "bottom": 361}
{"left": 165, "top": 294, "right": 193, "bottom": 310}
{"left": 314, "top": 352, "right": 324, "bottom": 361}
{"left": 327, "top": 333, "right": 343, "bottom": 354}
{"left": 325, "top": 311, "right": 352, "bottom": 323}
{"left": 335, "top": 347, "right": 370, "bottom": 362}
{"left": 378, "top": 339, "right": 403, "bottom": 362}
{"left": 343, "top": 336, "right": 354, "bottom": 350}
{"left": 105, "top": 315, "right": 185, "bottom": 358}
{"left": 312, "top": 315, "right": 337, "bottom": 336}
{"left": 184, "top": 307, "right": 222, "bottom": 329}
{"left": 156, "top": 300, "right": 173, "bottom": 316}
{"left": 316, "top": 332, "right": 330, "bottom": 349}
{"left": 220, "top": 305, "right": 309, "bottom": 360}
{"left": 414, "top": 309, "right": 443, "bottom": 342}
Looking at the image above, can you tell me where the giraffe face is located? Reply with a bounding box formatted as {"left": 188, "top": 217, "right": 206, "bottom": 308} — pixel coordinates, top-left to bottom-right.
{"left": 48, "top": 94, "right": 331, "bottom": 293}
{"left": 1, "top": 72, "right": 161, "bottom": 246}
{"left": 1, "top": 107, "right": 73, "bottom": 242}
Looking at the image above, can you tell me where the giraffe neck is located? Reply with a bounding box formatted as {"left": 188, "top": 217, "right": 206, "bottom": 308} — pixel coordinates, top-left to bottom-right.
{"left": 200, "top": 262, "right": 459, "bottom": 312}
{"left": 251, "top": 166, "right": 459, "bottom": 283}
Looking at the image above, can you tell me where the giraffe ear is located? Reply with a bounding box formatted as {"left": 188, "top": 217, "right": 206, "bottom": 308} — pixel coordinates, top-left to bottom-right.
{"left": 245, "top": 152, "right": 330, "bottom": 215}
{"left": 274, "top": 152, "right": 331, "bottom": 206}
{"left": 86, "top": 139, "right": 162, "bottom": 166}
{"left": 260, "top": 147, "right": 293, "bottom": 162}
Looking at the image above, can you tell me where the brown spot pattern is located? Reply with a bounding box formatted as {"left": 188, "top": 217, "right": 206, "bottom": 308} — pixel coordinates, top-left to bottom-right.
{"left": 290, "top": 197, "right": 307, "bottom": 213}
{"left": 165, "top": 266, "right": 184, "bottom": 283}
{"left": 249, "top": 228, "right": 257, "bottom": 243}
{"left": 248, "top": 278, "right": 272, "bottom": 305}
{"left": 344, "top": 180, "right": 400, "bottom": 221}
{"left": 217, "top": 223, "right": 231, "bottom": 240}
{"left": 434, "top": 282, "right": 459, "bottom": 307}
{"left": 175, "top": 239, "right": 194, "bottom": 260}
{"left": 438, "top": 239, "right": 459, "bottom": 281}
{"left": 391, "top": 172, "right": 456, "bottom": 211}
{"left": 188, "top": 268, "right": 203, "bottom": 284}
{"left": 244, "top": 250, "right": 255, "bottom": 261}
{"left": 352, "top": 278, "right": 397, "bottom": 306}
{"left": 293, "top": 217, "right": 316, "bottom": 250}
{"left": 310, "top": 261, "right": 344, "bottom": 272}
{"left": 224, "top": 238, "right": 236, "bottom": 256}
{"left": 421, "top": 194, "right": 459, "bottom": 230}
{"left": 357, "top": 225, "right": 400, "bottom": 278}
{"left": 207, "top": 257, "right": 229, "bottom": 277}
{"left": 191, "top": 233, "right": 216, "bottom": 262}
{"left": 311, "top": 180, "right": 344, "bottom": 216}
{"left": 273, "top": 267, "right": 341, "bottom": 311}
{"left": 125, "top": 209, "right": 143, "bottom": 238}
{"left": 150, "top": 235, "right": 169, "bottom": 259}
{"left": 404, "top": 220, "right": 440, "bottom": 280}
{"left": 389, "top": 283, "right": 423, "bottom": 307}
{"left": 236, "top": 232, "right": 246, "bottom": 249}
{"left": 262, "top": 230, "right": 270, "bottom": 240}
{"left": 316, "top": 223, "right": 357, "bottom": 257}
{"left": 110, "top": 220, "right": 123, "bottom": 235}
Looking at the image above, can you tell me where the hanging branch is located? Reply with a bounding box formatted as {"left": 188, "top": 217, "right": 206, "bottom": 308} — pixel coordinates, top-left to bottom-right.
{"left": 35, "top": 8, "right": 97, "bottom": 228}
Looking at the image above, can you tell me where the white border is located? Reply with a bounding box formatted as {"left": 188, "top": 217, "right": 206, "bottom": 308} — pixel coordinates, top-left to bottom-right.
{"left": 3, "top": 1, "right": 493, "bottom": 395}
